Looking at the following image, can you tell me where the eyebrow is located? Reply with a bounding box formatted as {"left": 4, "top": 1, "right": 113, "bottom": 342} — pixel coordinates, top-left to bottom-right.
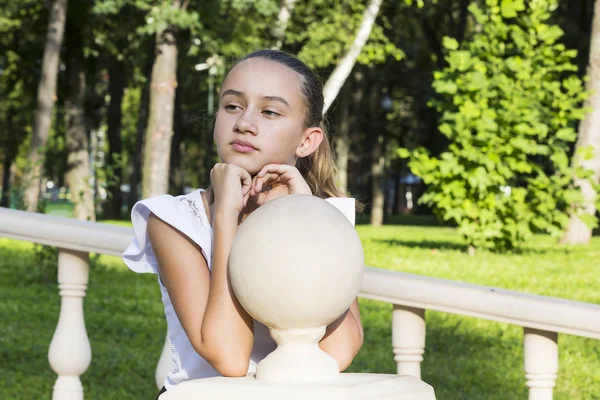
{"left": 221, "top": 89, "right": 290, "bottom": 108}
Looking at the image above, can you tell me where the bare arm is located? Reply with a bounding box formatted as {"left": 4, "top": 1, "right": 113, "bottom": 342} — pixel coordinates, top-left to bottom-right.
{"left": 148, "top": 213, "right": 254, "bottom": 377}
{"left": 319, "top": 298, "right": 364, "bottom": 371}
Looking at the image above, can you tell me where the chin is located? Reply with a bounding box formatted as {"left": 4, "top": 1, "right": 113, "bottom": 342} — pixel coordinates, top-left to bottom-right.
{"left": 221, "top": 155, "right": 263, "bottom": 175}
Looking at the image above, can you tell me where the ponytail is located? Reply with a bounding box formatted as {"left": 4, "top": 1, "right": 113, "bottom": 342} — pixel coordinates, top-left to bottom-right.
{"left": 296, "top": 122, "right": 345, "bottom": 199}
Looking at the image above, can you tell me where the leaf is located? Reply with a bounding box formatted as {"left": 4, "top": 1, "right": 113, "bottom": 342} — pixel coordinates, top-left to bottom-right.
{"left": 500, "top": 0, "right": 525, "bottom": 18}
{"left": 555, "top": 128, "right": 577, "bottom": 142}
{"left": 576, "top": 213, "right": 599, "bottom": 229}
{"left": 397, "top": 148, "right": 411, "bottom": 159}
{"left": 443, "top": 37, "right": 459, "bottom": 51}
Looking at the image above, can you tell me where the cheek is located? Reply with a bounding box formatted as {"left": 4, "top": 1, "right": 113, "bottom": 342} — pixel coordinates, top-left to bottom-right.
{"left": 213, "top": 114, "right": 228, "bottom": 141}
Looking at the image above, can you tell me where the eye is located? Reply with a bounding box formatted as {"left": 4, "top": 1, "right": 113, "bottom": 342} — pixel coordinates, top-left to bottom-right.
{"left": 262, "top": 109, "right": 281, "bottom": 117}
{"left": 224, "top": 104, "right": 242, "bottom": 111}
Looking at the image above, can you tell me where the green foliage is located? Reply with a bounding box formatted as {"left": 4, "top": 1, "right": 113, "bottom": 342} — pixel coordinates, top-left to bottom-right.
{"left": 399, "top": 0, "right": 593, "bottom": 251}
{"left": 94, "top": 0, "right": 202, "bottom": 36}
{"left": 0, "top": 0, "right": 44, "bottom": 179}
{"left": 195, "top": 0, "right": 279, "bottom": 60}
{"left": 286, "top": 0, "right": 404, "bottom": 69}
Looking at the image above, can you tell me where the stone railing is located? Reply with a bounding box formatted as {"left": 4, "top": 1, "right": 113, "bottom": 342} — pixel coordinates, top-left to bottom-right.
{"left": 1, "top": 206, "right": 599, "bottom": 400}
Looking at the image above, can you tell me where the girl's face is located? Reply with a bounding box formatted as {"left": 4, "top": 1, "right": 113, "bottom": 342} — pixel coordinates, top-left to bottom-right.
{"left": 213, "top": 58, "right": 315, "bottom": 175}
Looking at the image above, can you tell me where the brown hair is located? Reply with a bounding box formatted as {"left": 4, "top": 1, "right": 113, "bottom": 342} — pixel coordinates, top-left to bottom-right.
{"left": 238, "top": 50, "right": 346, "bottom": 199}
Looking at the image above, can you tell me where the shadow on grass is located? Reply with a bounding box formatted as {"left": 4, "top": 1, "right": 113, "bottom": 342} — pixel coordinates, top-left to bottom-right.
{"left": 374, "top": 237, "right": 587, "bottom": 257}
{"left": 356, "top": 214, "right": 445, "bottom": 227}
{"left": 374, "top": 238, "right": 469, "bottom": 252}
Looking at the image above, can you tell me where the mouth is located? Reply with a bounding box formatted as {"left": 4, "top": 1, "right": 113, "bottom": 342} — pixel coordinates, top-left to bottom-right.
{"left": 231, "top": 139, "right": 258, "bottom": 153}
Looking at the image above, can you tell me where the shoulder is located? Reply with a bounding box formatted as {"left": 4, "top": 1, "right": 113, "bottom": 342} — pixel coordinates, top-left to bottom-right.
{"left": 123, "top": 189, "right": 212, "bottom": 273}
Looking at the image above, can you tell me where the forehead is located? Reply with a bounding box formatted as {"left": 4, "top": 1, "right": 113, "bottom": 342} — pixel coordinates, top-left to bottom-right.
{"left": 221, "top": 58, "right": 304, "bottom": 107}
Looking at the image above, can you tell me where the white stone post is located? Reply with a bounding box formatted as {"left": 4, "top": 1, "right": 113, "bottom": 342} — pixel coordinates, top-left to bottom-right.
{"left": 48, "top": 249, "right": 92, "bottom": 400}
{"left": 524, "top": 328, "right": 558, "bottom": 400}
{"left": 161, "top": 196, "right": 436, "bottom": 400}
{"left": 392, "top": 305, "right": 426, "bottom": 379}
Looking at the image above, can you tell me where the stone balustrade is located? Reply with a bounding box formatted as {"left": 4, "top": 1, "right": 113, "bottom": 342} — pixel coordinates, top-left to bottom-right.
{"left": 1, "top": 206, "right": 599, "bottom": 399}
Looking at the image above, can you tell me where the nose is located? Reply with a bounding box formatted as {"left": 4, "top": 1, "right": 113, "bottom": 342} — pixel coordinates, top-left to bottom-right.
{"left": 233, "top": 110, "right": 258, "bottom": 135}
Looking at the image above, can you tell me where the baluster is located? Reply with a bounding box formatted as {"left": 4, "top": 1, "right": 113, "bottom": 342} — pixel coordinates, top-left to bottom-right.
{"left": 524, "top": 328, "right": 558, "bottom": 400}
{"left": 156, "top": 334, "right": 172, "bottom": 389}
{"left": 392, "top": 305, "right": 426, "bottom": 379}
{"left": 48, "top": 249, "right": 91, "bottom": 400}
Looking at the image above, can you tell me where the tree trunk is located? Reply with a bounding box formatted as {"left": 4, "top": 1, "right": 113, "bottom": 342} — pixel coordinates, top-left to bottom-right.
{"left": 64, "top": 2, "right": 94, "bottom": 221}
{"left": 348, "top": 69, "right": 366, "bottom": 193}
{"left": 271, "top": 0, "right": 298, "bottom": 50}
{"left": 23, "top": 0, "right": 69, "bottom": 212}
{"left": 369, "top": 82, "right": 385, "bottom": 227}
{"left": 104, "top": 57, "right": 126, "bottom": 219}
{"left": 128, "top": 40, "right": 154, "bottom": 211}
{"left": 456, "top": 0, "right": 470, "bottom": 44}
{"left": 370, "top": 132, "right": 386, "bottom": 226}
{"left": 335, "top": 82, "right": 351, "bottom": 194}
{"left": 169, "top": 81, "right": 184, "bottom": 194}
{"left": 322, "top": 0, "right": 383, "bottom": 114}
{"left": 0, "top": 154, "right": 13, "bottom": 208}
{"left": 142, "top": 11, "right": 180, "bottom": 199}
{"left": 562, "top": 0, "right": 600, "bottom": 244}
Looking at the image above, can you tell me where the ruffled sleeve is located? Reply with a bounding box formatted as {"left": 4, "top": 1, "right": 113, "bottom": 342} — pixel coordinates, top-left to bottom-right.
{"left": 122, "top": 190, "right": 212, "bottom": 274}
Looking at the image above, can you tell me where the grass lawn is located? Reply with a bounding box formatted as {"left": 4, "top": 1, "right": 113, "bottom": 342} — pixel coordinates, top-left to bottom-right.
{"left": 1, "top": 217, "right": 599, "bottom": 399}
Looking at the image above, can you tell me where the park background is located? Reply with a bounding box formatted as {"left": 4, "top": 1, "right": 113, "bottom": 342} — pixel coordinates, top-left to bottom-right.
{"left": 0, "top": 0, "right": 599, "bottom": 399}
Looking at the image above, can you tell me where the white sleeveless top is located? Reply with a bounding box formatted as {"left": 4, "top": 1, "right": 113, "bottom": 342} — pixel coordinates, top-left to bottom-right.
{"left": 122, "top": 189, "right": 355, "bottom": 389}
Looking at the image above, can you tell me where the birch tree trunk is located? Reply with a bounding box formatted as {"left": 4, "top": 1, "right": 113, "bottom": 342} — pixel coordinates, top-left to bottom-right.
{"left": 322, "top": 0, "right": 383, "bottom": 115}
{"left": 23, "top": 0, "right": 68, "bottom": 211}
{"left": 142, "top": 1, "right": 181, "bottom": 199}
{"left": 64, "top": 1, "right": 95, "bottom": 221}
{"left": 272, "top": 0, "right": 298, "bottom": 50}
{"left": 561, "top": 0, "right": 600, "bottom": 244}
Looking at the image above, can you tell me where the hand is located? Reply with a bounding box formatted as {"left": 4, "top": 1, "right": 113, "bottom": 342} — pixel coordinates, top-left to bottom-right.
{"left": 250, "top": 164, "right": 312, "bottom": 206}
{"left": 210, "top": 163, "right": 252, "bottom": 215}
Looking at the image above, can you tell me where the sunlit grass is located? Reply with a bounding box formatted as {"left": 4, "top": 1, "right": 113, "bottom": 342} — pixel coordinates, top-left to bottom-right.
{"left": 1, "top": 220, "right": 598, "bottom": 399}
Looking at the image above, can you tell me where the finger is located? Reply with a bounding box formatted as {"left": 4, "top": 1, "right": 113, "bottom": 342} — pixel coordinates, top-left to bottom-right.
{"left": 256, "top": 190, "right": 269, "bottom": 206}
{"left": 255, "top": 172, "right": 286, "bottom": 192}
{"left": 239, "top": 168, "right": 252, "bottom": 196}
{"left": 243, "top": 190, "right": 250, "bottom": 208}
{"left": 250, "top": 176, "right": 260, "bottom": 197}
{"left": 257, "top": 164, "right": 293, "bottom": 178}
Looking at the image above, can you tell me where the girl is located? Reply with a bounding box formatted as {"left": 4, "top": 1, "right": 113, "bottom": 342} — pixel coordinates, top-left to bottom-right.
{"left": 122, "top": 50, "right": 364, "bottom": 398}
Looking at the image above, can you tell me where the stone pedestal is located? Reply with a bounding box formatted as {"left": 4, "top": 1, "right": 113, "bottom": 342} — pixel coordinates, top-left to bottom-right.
{"left": 160, "top": 373, "right": 436, "bottom": 400}
{"left": 159, "top": 196, "right": 436, "bottom": 400}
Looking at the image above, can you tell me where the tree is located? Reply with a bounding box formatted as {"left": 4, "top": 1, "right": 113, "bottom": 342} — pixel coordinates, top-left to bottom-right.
{"left": 561, "top": 0, "right": 600, "bottom": 244}
{"left": 272, "top": 0, "right": 298, "bottom": 50}
{"left": 401, "top": 0, "right": 590, "bottom": 252}
{"left": 104, "top": 55, "right": 127, "bottom": 218}
{"left": 287, "top": 0, "right": 403, "bottom": 211}
{"left": 0, "top": 1, "right": 47, "bottom": 209}
{"left": 322, "top": 0, "right": 383, "bottom": 114}
{"left": 141, "top": 0, "right": 201, "bottom": 198}
{"left": 64, "top": 0, "right": 95, "bottom": 221}
{"left": 92, "top": 1, "right": 155, "bottom": 214}
{"left": 22, "top": 0, "right": 69, "bottom": 212}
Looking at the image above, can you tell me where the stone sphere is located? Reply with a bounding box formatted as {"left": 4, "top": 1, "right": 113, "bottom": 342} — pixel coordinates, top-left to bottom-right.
{"left": 229, "top": 195, "right": 364, "bottom": 331}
